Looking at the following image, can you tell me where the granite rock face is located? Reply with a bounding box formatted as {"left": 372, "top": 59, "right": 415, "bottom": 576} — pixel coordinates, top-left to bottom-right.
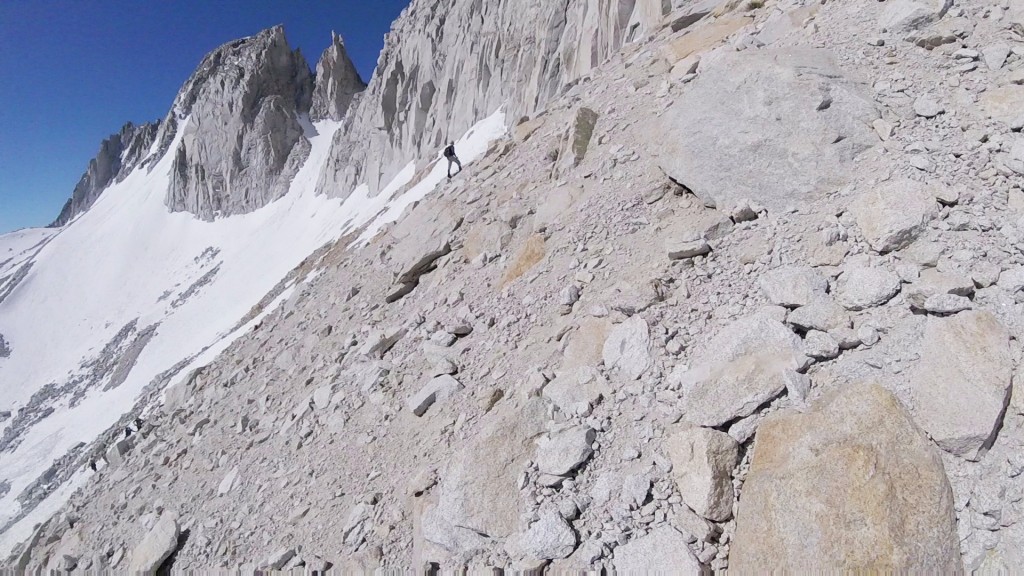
{"left": 316, "top": 0, "right": 681, "bottom": 198}
{"left": 50, "top": 121, "right": 160, "bottom": 227}
{"left": 310, "top": 31, "right": 366, "bottom": 122}
{"left": 161, "top": 26, "right": 315, "bottom": 220}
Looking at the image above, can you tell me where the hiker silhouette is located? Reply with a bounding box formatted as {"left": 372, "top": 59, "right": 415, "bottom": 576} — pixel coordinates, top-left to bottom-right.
{"left": 444, "top": 142, "right": 462, "bottom": 179}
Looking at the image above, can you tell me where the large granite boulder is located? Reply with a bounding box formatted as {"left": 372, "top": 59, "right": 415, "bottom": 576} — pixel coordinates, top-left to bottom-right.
{"left": 656, "top": 48, "right": 878, "bottom": 213}
{"left": 731, "top": 381, "right": 961, "bottom": 572}
{"left": 423, "top": 398, "right": 548, "bottom": 555}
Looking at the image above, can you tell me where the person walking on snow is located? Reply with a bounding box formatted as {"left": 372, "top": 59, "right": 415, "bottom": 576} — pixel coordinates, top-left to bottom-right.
{"left": 444, "top": 142, "right": 462, "bottom": 179}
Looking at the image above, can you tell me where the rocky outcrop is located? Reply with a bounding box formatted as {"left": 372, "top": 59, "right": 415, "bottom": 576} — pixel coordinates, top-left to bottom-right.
{"left": 316, "top": 0, "right": 684, "bottom": 198}
{"left": 50, "top": 121, "right": 159, "bottom": 227}
{"left": 731, "top": 381, "right": 961, "bottom": 572}
{"left": 160, "top": 26, "right": 314, "bottom": 220}
{"left": 310, "top": 32, "right": 366, "bottom": 122}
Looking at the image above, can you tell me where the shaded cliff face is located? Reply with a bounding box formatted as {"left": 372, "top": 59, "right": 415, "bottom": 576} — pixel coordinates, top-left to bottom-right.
{"left": 50, "top": 122, "right": 159, "bottom": 227}
{"left": 159, "top": 26, "right": 315, "bottom": 220}
{"left": 310, "top": 31, "right": 366, "bottom": 122}
{"left": 315, "top": 0, "right": 682, "bottom": 198}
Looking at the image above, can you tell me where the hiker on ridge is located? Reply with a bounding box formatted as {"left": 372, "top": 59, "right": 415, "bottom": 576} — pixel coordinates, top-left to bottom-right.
{"left": 444, "top": 142, "right": 462, "bottom": 180}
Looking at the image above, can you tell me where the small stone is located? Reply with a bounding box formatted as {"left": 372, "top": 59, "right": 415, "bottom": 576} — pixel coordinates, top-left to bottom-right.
{"left": 407, "top": 375, "right": 463, "bottom": 417}
{"left": 913, "top": 95, "right": 944, "bottom": 118}
{"left": 857, "top": 326, "right": 880, "bottom": 347}
{"left": 922, "top": 294, "right": 972, "bottom": 315}
{"left": 873, "top": 118, "right": 894, "bottom": 140}
{"left": 804, "top": 330, "right": 840, "bottom": 360}
{"left": 666, "top": 237, "right": 711, "bottom": 260}
{"left": 664, "top": 426, "right": 741, "bottom": 522}
{"left": 536, "top": 426, "right": 597, "bottom": 476}
{"left": 836, "top": 267, "right": 902, "bottom": 311}
{"left": 982, "top": 44, "right": 1010, "bottom": 70}
{"left": 504, "top": 510, "right": 578, "bottom": 563}
{"left": 757, "top": 266, "right": 829, "bottom": 308}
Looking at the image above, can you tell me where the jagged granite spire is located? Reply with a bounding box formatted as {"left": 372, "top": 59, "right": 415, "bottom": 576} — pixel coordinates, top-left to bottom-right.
{"left": 50, "top": 121, "right": 160, "bottom": 227}
{"left": 310, "top": 31, "right": 366, "bottom": 122}
{"left": 157, "top": 25, "right": 315, "bottom": 220}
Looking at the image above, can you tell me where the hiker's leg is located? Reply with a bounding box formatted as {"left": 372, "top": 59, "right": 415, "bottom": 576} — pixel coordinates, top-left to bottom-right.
{"left": 447, "top": 158, "right": 453, "bottom": 178}
{"left": 455, "top": 156, "right": 463, "bottom": 173}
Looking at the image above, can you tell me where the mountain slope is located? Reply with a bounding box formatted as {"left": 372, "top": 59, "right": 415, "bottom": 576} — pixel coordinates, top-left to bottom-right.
{"left": 5, "top": 0, "right": 1024, "bottom": 572}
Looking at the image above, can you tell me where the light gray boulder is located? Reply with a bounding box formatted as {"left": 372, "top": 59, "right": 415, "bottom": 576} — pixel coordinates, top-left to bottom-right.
{"left": 997, "top": 267, "right": 1024, "bottom": 293}
{"left": 922, "top": 293, "right": 972, "bottom": 315}
{"left": 851, "top": 179, "right": 938, "bottom": 253}
{"left": 666, "top": 237, "right": 711, "bottom": 260}
{"left": 836, "top": 266, "right": 902, "bottom": 311}
{"left": 128, "top": 512, "right": 179, "bottom": 574}
{"left": 907, "top": 311, "right": 1012, "bottom": 460}
{"left": 905, "top": 268, "right": 975, "bottom": 309}
{"left": 428, "top": 399, "right": 548, "bottom": 554}
{"left": 913, "top": 95, "right": 945, "bottom": 118}
{"left": 804, "top": 330, "right": 840, "bottom": 360}
{"left": 536, "top": 425, "right": 596, "bottom": 476}
{"left": 657, "top": 48, "right": 878, "bottom": 213}
{"left": 758, "top": 266, "right": 829, "bottom": 308}
{"left": 310, "top": 32, "right": 366, "bottom": 122}
{"left": 407, "top": 375, "right": 463, "bottom": 417}
{"left": 667, "top": 314, "right": 806, "bottom": 427}
{"left": 787, "top": 299, "right": 851, "bottom": 332}
{"left": 504, "top": 509, "right": 578, "bottom": 566}
{"left": 602, "top": 316, "right": 652, "bottom": 380}
{"left": 664, "top": 426, "right": 740, "bottom": 522}
{"left": 161, "top": 26, "right": 314, "bottom": 220}
{"left": 542, "top": 368, "right": 609, "bottom": 417}
{"left": 879, "top": 0, "right": 953, "bottom": 33}
{"left": 613, "top": 526, "right": 703, "bottom": 574}
{"left": 731, "top": 381, "right": 960, "bottom": 572}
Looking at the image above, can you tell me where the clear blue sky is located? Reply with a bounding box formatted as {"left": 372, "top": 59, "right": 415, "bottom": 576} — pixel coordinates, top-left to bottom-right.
{"left": 0, "top": 0, "right": 410, "bottom": 234}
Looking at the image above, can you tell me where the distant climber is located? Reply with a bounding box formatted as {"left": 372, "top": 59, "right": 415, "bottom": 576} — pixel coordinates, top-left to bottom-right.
{"left": 444, "top": 142, "right": 462, "bottom": 180}
{"left": 89, "top": 460, "right": 97, "bottom": 472}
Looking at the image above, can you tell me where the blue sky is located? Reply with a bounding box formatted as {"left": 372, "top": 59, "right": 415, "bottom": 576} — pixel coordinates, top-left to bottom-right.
{"left": 0, "top": 0, "right": 410, "bottom": 234}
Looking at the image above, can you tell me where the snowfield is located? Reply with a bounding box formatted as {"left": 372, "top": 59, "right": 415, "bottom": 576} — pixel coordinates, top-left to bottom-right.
{"left": 0, "top": 110, "right": 507, "bottom": 555}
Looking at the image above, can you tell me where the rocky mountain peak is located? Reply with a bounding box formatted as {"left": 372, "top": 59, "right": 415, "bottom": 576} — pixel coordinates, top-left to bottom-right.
{"left": 159, "top": 25, "right": 316, "bottom": 220}
{"left": 310, "top": 31, "right": 366, "bottom": 122}
{"left": 50, "top": 120, "right": 160, "bottom": 227}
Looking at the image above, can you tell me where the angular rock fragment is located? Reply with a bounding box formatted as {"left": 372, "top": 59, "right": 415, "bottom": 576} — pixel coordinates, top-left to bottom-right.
{"left": 836, "top": 266, "right": 902, "bottom": 311}
{"left": 787, "top": 299, "right": 851, "bottom": 332}
{"left": 667, "top": 314, "right": 806, "bottom": 426}
{"left": 602, "top": 316, "right": 652, "bottom": 380}
{"left": 613, "top": 526, "right": 703, "bottom": 574}
{"left": 758, "top": 265, "right": 829, "bottom": 308}
{"left": 427, "top": 400, "right": 547, "bottom": 554}
{"left": 907, "top": 311, "right": 1012, "bottom": 460}
{"left": 536, "top": 426, "right": 596, "bottom": 476}
{"left": 731, "top": 381, "right": 960, "bottom": 572}
{"left": 504, "top": 510, "right": 578, "bottom": 566}
{"left": 664, "top": 426, "right": 740, "bottom": 522}
{"left": 407, "top": 375, "right": 463, "bottom": 417}
{"left": 851, "top": 179, "right": 938, "bottom": 253}
{"left": 128, "top": 512, "right": 180, "bottom": 574}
